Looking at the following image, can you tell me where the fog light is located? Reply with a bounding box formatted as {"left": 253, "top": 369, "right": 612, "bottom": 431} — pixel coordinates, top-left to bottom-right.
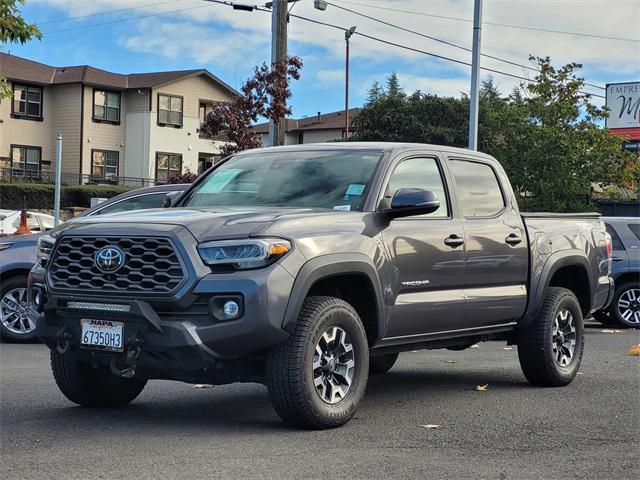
{"left": 223, "top": 300, "right": 240, "bottom": 319}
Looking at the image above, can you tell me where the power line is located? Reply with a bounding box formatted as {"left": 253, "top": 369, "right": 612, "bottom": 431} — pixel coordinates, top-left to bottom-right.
{"left": 336, "top": 0, "right": 640, "bottom": 44}
{"left": 285, "top": 11, "right": 605, "bottom": 98}
{"left": 43, "top": 2, "right": 214, "bottom": 34}
{"left": 36, "top": 0, "right": 182, "bottom": 25}
{"left": 324, "top": 1, "right": 605, "bottom": 91}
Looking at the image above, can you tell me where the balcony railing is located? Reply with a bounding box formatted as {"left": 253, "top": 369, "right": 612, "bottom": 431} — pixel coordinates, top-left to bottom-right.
{"left": 0, "top": 168, "right": 159, "bottom": 187}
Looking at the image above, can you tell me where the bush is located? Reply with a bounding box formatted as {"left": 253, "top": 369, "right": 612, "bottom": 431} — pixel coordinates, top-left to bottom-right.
{"left": 0, "top": 184, "right": 132, "bottom": 210}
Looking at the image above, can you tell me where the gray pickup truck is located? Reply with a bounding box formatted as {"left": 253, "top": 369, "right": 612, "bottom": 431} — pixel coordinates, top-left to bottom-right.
{"left": 29, "top": 143, "right": 614, "bottom": 429}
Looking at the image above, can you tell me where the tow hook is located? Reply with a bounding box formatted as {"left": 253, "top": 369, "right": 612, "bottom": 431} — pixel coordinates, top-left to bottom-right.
{"left": 55, "top": 329, "right": 73, "bottom": 354}
{"left": 110, "top": 337, "right": 144, "bottom": 378}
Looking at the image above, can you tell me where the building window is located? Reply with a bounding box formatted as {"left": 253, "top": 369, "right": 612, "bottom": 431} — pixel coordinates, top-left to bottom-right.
{"left": 156, "top": 152, "right": 182, "bottom": 183}
{"left": 12, "top": 84, "right": 43, "bottom": 120}
{"left": 158, "top": 94, "right": 183, "bottom": 127}
{"left": 91, "top": 150, "right": 119, "bottom": 181}
{"left": 93, "top": 89, "right": 121, "bottom": 123}
{"left": 10, "top": 145, "right": 41, "bottom": 172}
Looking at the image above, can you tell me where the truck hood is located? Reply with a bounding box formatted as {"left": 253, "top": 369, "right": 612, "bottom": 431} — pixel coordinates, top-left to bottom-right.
{"left": 60, "top": 206, "right": 363, "bottom": 241}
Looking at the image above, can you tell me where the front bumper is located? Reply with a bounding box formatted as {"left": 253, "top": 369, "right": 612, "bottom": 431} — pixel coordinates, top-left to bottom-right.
{"left": 29, "top": 262, "right": 294, "bottom": 374}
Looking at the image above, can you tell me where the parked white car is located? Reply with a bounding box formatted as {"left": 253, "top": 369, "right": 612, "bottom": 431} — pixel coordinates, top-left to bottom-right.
{"left": 0, "top": 210, "right": 55, "bottom": 235}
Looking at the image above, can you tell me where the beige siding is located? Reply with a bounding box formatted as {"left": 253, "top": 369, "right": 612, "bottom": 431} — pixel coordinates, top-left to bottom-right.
{"left": 82, "top": 86, "right": 127, "bottom": 177}
{"left": 151, "top": 74, "right": 231, "bottom": 117}
{"left": 50, "top": 84, "right": 82, "bottom": 175}
{"left": 0, "top": 84, "right": 53, "bottom": 166}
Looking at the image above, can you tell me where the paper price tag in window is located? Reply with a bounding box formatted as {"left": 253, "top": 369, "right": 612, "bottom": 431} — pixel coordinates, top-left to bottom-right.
{"left": 333, "top": 205, "right": 351, "bottom": 211}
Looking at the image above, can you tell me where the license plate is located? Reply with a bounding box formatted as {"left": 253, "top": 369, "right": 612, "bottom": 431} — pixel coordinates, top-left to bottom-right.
{"left": 80, "top": 319, "right": 124, "bottom": 352}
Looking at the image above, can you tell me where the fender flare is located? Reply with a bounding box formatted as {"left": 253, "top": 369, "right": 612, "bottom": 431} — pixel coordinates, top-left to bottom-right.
{"left": 0, "top": 262, "right": 35, "bottom": 280}
{"left": 523, "top": 250, "right": 593, "bottom": 326}
{"left": 281, "top": 253, "right": 385, "bottom": 340}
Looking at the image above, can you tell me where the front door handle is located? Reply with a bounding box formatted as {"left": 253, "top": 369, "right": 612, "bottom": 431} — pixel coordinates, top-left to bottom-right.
{"left": 612, "top": 256, "right": 625, "bottom": 262}
{"left": 505, "top": 233, "right": 522, "bottom": 246}
{"left": 444, "top": 234, "right": 464, "bottom": 248}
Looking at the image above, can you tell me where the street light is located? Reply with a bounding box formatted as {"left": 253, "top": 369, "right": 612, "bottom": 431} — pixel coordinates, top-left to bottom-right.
{"left": 344, "top": 26, "right": 356, "bottom": 139}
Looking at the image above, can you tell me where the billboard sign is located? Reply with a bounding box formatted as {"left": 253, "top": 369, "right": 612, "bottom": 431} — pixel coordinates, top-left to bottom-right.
{"left": 606, "top": 81, "right": 640, "bottom": 130}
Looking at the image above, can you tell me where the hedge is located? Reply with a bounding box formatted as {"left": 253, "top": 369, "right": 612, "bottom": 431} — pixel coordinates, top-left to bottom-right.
{"left": 0, "top": 184, "right": 132, "bottom": 210}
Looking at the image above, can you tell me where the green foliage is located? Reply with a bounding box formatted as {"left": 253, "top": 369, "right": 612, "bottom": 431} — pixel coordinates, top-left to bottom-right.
{"left": 0, "top": 184, "right": 131, "bottom": 210}
{"left": 0, "top": 0, "right": 42, "bottom": 99}
{"left": 352, "top": 63, "right": 636, "bottom": 212}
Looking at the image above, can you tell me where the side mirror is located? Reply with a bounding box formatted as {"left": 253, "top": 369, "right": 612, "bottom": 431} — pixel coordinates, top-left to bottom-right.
{"left": 162, "top": 191, "right": 182, "bottom": 208}
{"left": 386, "top": 188, "right": 440, "bottom": 218}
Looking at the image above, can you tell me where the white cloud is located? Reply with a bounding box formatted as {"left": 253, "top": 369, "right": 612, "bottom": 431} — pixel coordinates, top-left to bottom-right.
{"left": 33, "top": 0, "right": 640, "bottom": 102}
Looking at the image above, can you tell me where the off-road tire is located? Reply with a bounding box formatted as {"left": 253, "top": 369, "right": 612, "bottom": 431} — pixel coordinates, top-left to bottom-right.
{"left": 51, "top": 350, "right": 147, "bottom": 407}
{"left": 608, "top": 281, "right": 640, "bottom": 329}
{"left": 517, "top": 287, "right": 584, "bottom": 387}
{"left": 369, "top": 353, "right": 399, "bottom": 375}
{"left": 266, "top": 296, "right": 369, "bottom": 429}
{"left": 0, "top": 275, "right": 39, "bottom": 343}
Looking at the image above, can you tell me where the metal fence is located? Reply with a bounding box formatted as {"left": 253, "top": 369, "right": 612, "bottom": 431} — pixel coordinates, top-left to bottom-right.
{"left": 0, "top": 168, "right": 158, "bottom": 187}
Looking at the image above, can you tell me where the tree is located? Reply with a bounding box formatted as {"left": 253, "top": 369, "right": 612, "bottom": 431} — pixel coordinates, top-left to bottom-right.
{"left": 199, "top": 56, "right": 303, "bottom": 156}
{"left": 483, "top": 57, "right": 635, "bottom": 211}
{"left": 0, "top": 0, "right": 42, "bottom": 99}
{"left": 352, "top": 65, "right": 636, "bottom": 212}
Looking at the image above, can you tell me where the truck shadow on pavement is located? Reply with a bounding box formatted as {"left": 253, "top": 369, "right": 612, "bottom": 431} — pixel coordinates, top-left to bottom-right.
{"left": 45, "top": 367, "right": 531, "bottom": 433}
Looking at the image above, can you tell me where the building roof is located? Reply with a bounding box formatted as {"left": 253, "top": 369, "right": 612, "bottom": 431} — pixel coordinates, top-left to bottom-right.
{"left": 252, "top": 108, "right": 361, "bottom": 134}
{"left": 0, "top": 53, "right": 238, "bottom": 95}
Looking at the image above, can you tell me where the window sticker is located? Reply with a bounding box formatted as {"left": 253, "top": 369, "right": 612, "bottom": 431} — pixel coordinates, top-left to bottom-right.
{"left": 333, "top": 205, "right": 351, "bottom": 211}
{"left": 199, "top": 169, "right": 241, "bottom": 193}
{"left": 345, "top": 183, "right": 366, "bottom": 196}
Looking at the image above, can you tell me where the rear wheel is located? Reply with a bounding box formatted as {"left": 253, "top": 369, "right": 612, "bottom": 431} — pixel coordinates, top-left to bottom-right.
{"left": 0, "top": 275, "right": 38, "bottom": 342}
{"left": 609, "top": 282, "right": 640, "bottom": 329}
{"left": 517, "top": 287, "right": 584, "bottom": 387}
{"left": 369, "top": 353, "right": 399, "bottom": 374}
{"left": 51, "top": 350, "right": 147, "bottom": 407}
{"left": 266, "top": 296, "right": 369, "bottom": 429}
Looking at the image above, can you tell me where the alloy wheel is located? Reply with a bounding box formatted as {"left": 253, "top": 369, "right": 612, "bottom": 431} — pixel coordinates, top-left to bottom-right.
{"left": 552, "top": 309, "right": 576, "bottom": 367}
{"left": 313, "top": 326, "right": 355, "bottom": 404}
{"left": 617, "top": 288, "right": 640, "bottom": 325}
{"left": 0, "top": 287, "right": 35, "bottom": 336}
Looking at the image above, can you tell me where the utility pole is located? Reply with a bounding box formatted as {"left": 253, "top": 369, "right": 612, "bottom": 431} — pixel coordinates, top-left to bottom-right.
{"left": 468, "top": 0, "right": 482, "bottom": 151}
{"left": 54, "top": 134, "right": 62, "bottom": 227}
{"left": 344, "top": 26, "right": 356, "bottom": 139}
{"left": 268, "top": 0, "right": 288, "bottom": 147}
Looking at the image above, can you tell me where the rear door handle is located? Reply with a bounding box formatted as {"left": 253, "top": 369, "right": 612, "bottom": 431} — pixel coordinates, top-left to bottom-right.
{"left": 444, "top": 234, "right": 464, "bottom": 248}
{"left": 505, "top": 233, "right": 522, "bottom": 246}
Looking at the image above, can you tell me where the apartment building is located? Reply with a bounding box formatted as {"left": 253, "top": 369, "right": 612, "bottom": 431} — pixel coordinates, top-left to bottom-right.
{"left": 0, "top": 53, "right": 237, "bottom": 185}
{"left": 252, "top": 109, "right": 360, "bottom": 146}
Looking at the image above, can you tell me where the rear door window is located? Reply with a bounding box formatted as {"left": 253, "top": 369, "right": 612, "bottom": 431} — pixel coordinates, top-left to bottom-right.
{"left": 450, "top": 160, "right": 505, "bottom": 217}
{"left": 627, "top": 223, "right": 640, "bottom": 242}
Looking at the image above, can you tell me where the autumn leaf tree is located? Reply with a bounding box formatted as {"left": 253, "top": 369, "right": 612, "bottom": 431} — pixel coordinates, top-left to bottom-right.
{"left": 199, "top": 56, "right": 303, "bottom": 156}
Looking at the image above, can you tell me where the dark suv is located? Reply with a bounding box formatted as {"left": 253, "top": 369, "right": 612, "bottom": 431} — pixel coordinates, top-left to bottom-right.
{"left": 597, "top": 217, "right": 640, "bottom": 328}
{"left": 29, "top": 144, "right": 613, "bottom": 429}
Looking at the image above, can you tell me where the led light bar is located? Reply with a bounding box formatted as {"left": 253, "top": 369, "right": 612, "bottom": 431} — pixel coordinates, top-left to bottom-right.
{"left": 67, "top": 301, "right": 131, "bottom": 313}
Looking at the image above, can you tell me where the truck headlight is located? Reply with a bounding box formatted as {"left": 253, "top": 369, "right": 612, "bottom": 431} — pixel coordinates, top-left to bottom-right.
{"left": 36, "top": 234, "right": 56, "bottom": 266}
{"left": 197, "top": 238, "right": 291, "bottom": 270}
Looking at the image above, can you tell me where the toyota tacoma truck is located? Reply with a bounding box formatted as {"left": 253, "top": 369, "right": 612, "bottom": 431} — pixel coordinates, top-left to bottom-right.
{"left": 28, "top": 143, "right": 614, "bottom": 429}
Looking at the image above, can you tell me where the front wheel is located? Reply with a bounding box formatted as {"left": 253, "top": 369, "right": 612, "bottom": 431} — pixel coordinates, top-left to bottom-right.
{"left": 266, "top": 296, "right": 369, "bottom": 429}
{"left": 517, "top": 287, "right": 584, "bottom": 387}
{"left": 51, "top": 350, "right": 147, "bottom": 407}
{"left": 0, "top": 275, "right": 38, "bottom": 342}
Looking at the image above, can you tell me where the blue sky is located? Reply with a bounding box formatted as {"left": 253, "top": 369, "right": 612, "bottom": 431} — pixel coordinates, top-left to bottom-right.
{"left": 7, "top": 0, "right": 640, "bottom": 118}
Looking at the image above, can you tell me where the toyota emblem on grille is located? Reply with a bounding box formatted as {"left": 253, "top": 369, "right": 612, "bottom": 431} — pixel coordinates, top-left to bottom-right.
{"left": 95, "top": 247, "right": 125, "bottom": 273}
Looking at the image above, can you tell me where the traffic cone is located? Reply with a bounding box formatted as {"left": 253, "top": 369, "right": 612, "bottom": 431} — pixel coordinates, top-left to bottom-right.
{"left": 15, "top": 209, "right": 32, "bottom": 235}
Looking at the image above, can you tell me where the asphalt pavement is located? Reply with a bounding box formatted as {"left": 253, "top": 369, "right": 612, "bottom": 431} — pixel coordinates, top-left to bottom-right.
{"left": 1, "top": 324, "right": 639, "bottom": 480}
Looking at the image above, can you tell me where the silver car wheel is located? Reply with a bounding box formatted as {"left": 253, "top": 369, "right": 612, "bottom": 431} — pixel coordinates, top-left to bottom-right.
{"left": 617, "top": 288, "right": 640, "bottom": 325}
{"left": 313, "top": 326, "right": 355, "bottom": 404}
{"left": 552, "top": 309, "right": 576, "bottom": 367}
{"left": 0, "top": 287, "right": 35, "bottom": 335}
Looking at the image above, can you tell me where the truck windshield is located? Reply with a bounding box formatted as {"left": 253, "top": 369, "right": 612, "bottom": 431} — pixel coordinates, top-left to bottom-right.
{"left": 182, "top": 150, "right": 382, "bottom": 211}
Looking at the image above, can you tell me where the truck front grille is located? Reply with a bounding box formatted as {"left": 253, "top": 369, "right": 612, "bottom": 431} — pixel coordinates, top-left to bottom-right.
{"left": 48, "top": 236, "right": 185, "bottom": 294}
